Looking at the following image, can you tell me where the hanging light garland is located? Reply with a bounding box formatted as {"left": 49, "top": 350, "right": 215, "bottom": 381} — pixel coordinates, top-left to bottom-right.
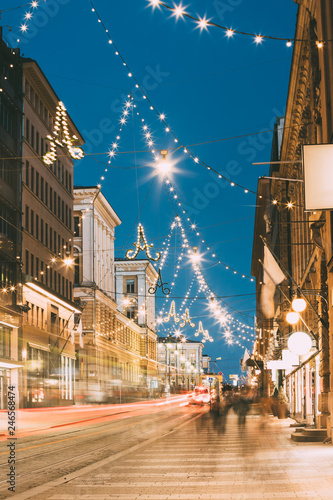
{"left": 147, "top": 0, "right": 327, "bottom": 47}
{"left": 15, "top": 1, "right": 40, "bottom": 46}
{"left": 163, "top": 300, "right": 180, "bottom": 323}
{"left": 134, "top": 101, "right": 255, "bottom": 282}
{"left": 43, "top": 101, "right": 84, "bottom": 165}
{"left": 88, "top": 3, "right": 302, "bottom": 210}
{"left": 179, "top": 307, "right": 196, "bottom": 328}
{"left": 126, "top": 223, "right": 161, "bottom": 262}
{"left": 97, "top": 98, "right": 134, "bottom": 190}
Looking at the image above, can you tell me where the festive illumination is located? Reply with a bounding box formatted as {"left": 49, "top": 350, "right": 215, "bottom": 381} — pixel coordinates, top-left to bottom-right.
{"left": 163, "top": 300, "right": 180, "bottom": 323}
{"left": 147, "top": 0, "right": 324, "bottom": 46}
{"left": 15, "top": 1, "right": 40, "bottom": 45}
{"left": 126, "top": 223, "right": 161, "bottom": 262}
{"left": 43, "top": 102, "right": 84, "bottom": 165}
{"left": 179, "top": 308, "right": 195, "bottom": 328}
{"left": 292, "top": 297, "right": 306, "bottom": 313}
{"left": 286, "top": 311, "right": 299, "bottom": 325}
{"left": 194, "top": 321, "right": 205, "bottom": 337}
{"left": 148, "top": 268, "right": 170, "bottom": 295}
{"left": 156, "top": 150, "right": 173, "bottom": 176}
{"left": 288, "top": 331, "right": 312, "bottom": 356}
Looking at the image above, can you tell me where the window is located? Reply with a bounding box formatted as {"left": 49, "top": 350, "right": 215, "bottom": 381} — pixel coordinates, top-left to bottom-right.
{"left": 30, "top": 209, "right": 34, "bottom": 236}
{"left": 73, "top": 216, "right": 80, "bottom": 236}
{"left": 74, "top": 256, "right": 80, "bottom": 285}
{"left": 61, "top": 200, "right": 64, "bottom": 222}
{"left": 35, "top": 171, "right": 39, "bottom": 197}
{"left": 126, "top": 279, "right": 135, "bottom": 294}
{"left": 45, "top": 181, "right": 48, "bottom": 206}
{"left": 45, "top": 223, "right": 48, "bottom": 247}
{"left": 68, "top": 209, "right": 72, "bottom": 230}
{"left": 35, "top": 214, "right": 39, "bottom": 240}
{"left": 50, "top": 227, "right": 52, "bottom": 250}
{"left": 31, "top": 254, "right": 34, "bottom": 277}
{"left": 54, "top": 192, "right": 57, "bottom": 214}
{"left": 40, "top": 219, "right": 44, "bottom": 244}
{"left": 30, "top": 166, "right": 34, "bottom": 192}
{"left": 41, "top": 137, "right": 44, "bottom": 156}
{"left": 26, "top": 119, "right": 30, "bottom": 142}
{"left": 40, "top": 177, "right": 44, "bottom": 202}
{"left": 31, "top": 125, "right": 35, "bottom": 149}
{"left": 26, "top": 161, "right": 30, "bottom": 187}
{"left": 25, "top": 250, "right": 29, "bottom": 275}
{"left": 36, "top": 258, "right": 39, "bottom": 279}
{"left": 126, "top": 306, "right": 136, "bottom": 320}
{"left": 50, "top": 187, "right": 53, "bottom": 210}
{"left": 25, "top": 206, "right": 29, "bottom": 230}
{"left": 36, "top": 132, "right": 39, "bottom": 154}
{"left": 58, "top": 195, "right": 61, "bottom": 219}
{"left": 0, "top": 326, "right": 11, "bottom": 359}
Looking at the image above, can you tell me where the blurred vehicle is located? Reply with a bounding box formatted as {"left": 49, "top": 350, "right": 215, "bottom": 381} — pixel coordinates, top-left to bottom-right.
{"left": 187, "top": 386, "right": 210, "bottom": 405}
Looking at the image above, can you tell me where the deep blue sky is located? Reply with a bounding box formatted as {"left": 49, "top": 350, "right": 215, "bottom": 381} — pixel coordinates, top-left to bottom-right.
{"left": 2, "top": 0, "right": 298, "bottom": 378}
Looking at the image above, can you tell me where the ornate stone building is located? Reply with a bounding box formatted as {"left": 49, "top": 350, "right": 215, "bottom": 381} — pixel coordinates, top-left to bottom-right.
{"left": 74, "top": 187, "right": 159, "bottom": 402}
{"left": 252, "top": 0, "right": 333, "bottom": 434}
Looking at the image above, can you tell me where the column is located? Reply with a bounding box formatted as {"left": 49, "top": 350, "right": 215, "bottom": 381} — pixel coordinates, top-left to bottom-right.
{"left": 82, "top": 209, "right": 94, "bottom": 283}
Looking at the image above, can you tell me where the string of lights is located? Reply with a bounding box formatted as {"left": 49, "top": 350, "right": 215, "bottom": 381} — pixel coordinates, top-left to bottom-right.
{"left": 135, "top": 103, "right": 255, "bottom": 282}
{"left": 88, "top": 2, "right": 305, "bottom": 210}
{"left": 147, "top": 0, "right": 328, "bottom": 46}
{"left": 16, "top": 0, "right": 40, "bottom": 46}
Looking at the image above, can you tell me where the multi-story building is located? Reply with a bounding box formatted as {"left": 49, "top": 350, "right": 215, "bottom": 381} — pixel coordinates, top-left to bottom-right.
{"left": 252, "top": 1, "right": 333, "bottom": 435}
{"left": 0, "top": 30, "right": 23, "bottom": 409}
{"left": 157, "top": 335, "right": 203, "bottom": 392}
{"left": 115, "top": 258, "right": 159, "bottom": 391}
{"left": 20, "top": 58, "right": 84, "bottom": 407}
{"left": 74, "top": 187, "right": 159, "bottom": 402}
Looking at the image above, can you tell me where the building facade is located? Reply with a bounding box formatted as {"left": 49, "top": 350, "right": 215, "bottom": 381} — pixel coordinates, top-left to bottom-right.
{"left": 20, "top": 58, "right": 84, "bottom": 407}
{"left": 157, "top": 335, "right": 203, "bottom": 393}
{"left": 74, "top": 187, "right": 159, "bottom": 402}
{"left": 251, "top": 0, "right": 333, "bottom": 435}
{"left": 0, "top": 31, "right": 23, "bottom": 409}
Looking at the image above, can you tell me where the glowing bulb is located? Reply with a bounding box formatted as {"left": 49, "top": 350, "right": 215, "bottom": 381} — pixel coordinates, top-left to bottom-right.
{"left": 288, "top": 331, "right": 312, "bottom": 356}
{"left": 286, "top": 311, "right": 299, "bottom": 325}
{"left": 226, "top": 29, "right": 234, "bottom": 38}
{"left": 25, "top": 12, "right": 32, "bottom": 19}
{"left": 20, "top": 24, "right": 28, "bottom": 32}
{"left": 255, "top": 35, "right": 263, "bottom": 44}
{"left": 31, "top": 1, "right": 38, "bottom": 7}
{"left": 197, "top": 16, "right": 209, "bottom": 32}
{"left": 272, "top": 199, "right": 277, "bottom": 205}
{"left": 64, "top": 258, "right": 73, "bottom": 266}
{"left": 292, "top": 297, "right": 306, "bottom": 313}
{"left": 149, "top": 0, "right": 160, "bottom": 8}
{"left": 172, "top": 3, "right": 186, "bottom": 20}
{"left": 287, "top": 202, "right": 293, "bottom": 209}
{"left": 317, "top": 41, "right": 323, "bottom": 48}
{"left": 286, "top": 40, "right": 292, "bottom": 47}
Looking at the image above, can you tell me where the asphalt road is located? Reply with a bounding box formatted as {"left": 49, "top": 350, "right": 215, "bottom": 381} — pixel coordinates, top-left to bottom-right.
{"left": 0, "top": 397, "right": 203, "bottom": 499}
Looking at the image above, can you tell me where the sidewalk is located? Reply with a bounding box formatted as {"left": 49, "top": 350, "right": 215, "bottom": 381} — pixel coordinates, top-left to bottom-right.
{"left": 14, "top": 411, "right": 333, "bottom": 500}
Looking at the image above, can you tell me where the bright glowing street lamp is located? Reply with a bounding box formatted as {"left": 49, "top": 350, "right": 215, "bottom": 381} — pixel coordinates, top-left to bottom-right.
{"left": 156, "top": 149, "right": 172, "bottom": 176}
{"left": 292, "top": 297, "right": 306, "bottom": 312}
{"left": 288, "top": 331, "right": 312, "bottom": 356}
{"left": 286, "top": 311, "right": 300, "bottom": 325}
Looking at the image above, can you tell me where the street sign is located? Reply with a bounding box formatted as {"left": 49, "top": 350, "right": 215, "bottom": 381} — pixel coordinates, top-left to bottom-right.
{"left": 208, "top": 377, "right": 214, "bottom": 382}
{"left": 218, "top": 371, "right": 222, "bottom": 376}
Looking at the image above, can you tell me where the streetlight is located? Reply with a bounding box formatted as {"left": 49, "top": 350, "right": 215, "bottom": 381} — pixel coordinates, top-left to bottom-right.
{"left": 291, "top": 297, "right": 306, "bottom": 312}
{"left": 156, "top": 150, "right": 172, "bottom": 176}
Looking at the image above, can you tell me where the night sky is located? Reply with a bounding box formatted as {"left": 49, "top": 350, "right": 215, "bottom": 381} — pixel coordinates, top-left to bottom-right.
{"left": 2, "top": 0, "right": 298, "bottom": 379}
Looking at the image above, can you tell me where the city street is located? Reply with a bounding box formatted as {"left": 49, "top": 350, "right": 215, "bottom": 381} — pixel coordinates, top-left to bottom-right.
{"left": 1, "top": 407, "right": 333, "bottom": 500}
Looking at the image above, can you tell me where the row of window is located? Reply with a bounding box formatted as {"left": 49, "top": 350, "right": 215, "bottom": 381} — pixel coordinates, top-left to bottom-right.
{"left": 0, "top": 204, "right": 16, "bottom": 242}
{"left": 0, "top": 326, "right": 11, "bottom": 359}
{"left": 26, "top": 303, "right": 69, "bottom": 336}
{"left": 25, "top": 250, "right": 72, "bottom": 301}
{"left": 1, "top": 97, "right": 16, "bottom": 137}
{"left": 25, "top": 119, "right": 73, "bottom": 195}
{"left": 0, "top": 158, "right": 18, "bottom": 189}
{"left": 25, "top": 79, "right": 53, "bottom": 131}
{"left": 25, "top": 161, "right": 72, "bottom": 230}
{"left": 25, "top": 206, "right": 71, "bottom": 257}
